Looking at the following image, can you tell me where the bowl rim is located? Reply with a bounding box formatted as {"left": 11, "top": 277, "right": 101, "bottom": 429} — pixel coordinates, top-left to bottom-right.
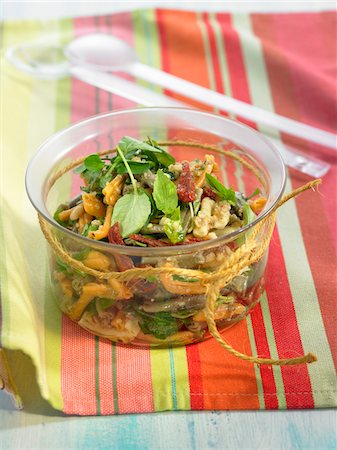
{"left": 26, "top": 107, "right": 286, "bottom": 256}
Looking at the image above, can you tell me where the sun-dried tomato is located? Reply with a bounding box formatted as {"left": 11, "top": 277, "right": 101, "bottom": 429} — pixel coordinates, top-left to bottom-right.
{"left": 201, "top": 185, "right": 217, "bottom": 201}
{"left": 177, "top": 162, "right": 196, "bottom": 203}
{"left": 129, "top": 234, "right": 170, "bottom": 247}
{"left": 108, "top": 223, "right": 134, "bottom": 271}
{"left": 108, "top": 223, "right": 125, "bottom": 246}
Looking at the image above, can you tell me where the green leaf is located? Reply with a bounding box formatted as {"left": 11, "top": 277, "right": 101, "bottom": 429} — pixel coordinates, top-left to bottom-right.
{"left": 53, "top": 205, "right": 68, "bottom": 226}
{"left": 136, "top": 310, "right": 181, "bottom": 339}
{"left": 162, "top": 207, "right": 185, "bottom": 244}
{"left": 205, "top": 173, "right": 237, "bottom": 206}
{"left": 172, "top": 274, "right": 200, "bottom": 283}
{"left": 116, "top": 160, "right": 151, "bottom": 175}
{"left": 96, "top": 297, "right": 115, "bottom": 310}
{"left": 153, "top": 169, "right": 178, "bottom": 215}
{"left": 111, "top": 192, "right": 151, "bottom": 238}
{"left": 118, "top": 136, "right": 158, "bottom": 155}
{"left": 84, "top": 154, "right": 105, "bottom": 172}
{"left": 74, "top": 164, "right": 86, "bottom": 174}
{"left": 245, "top": 187, "right": 260, "bottom": 201}
{"left": 73, "top": 247, "right": 91, "bottom": 261}
{"left": 243, "top": 203, "right": 256, "bottom": 226}
{"left": 118, "top": 136, "right": 175, "bottom": 167}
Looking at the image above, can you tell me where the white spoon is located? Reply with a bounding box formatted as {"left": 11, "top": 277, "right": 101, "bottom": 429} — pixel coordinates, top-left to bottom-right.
{"left": 65, "top": 33, "right": 337, "bottom": 151}
{"left": 6, "top": 33, "right": 336, "bottom": 150}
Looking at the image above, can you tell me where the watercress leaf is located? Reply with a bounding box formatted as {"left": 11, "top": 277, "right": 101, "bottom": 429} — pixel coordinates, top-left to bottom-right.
{"left": 84, "top": 154, "right": 105, "bottom": 172}
{"left": 155, "top": 151, "right": 175, "bottom": 167}
{"left": 111, "top": 192, "right": 151, "bottom": 238}
{"left": 116, "top": 161, "right": 151, "bottom": 175}
{"left": 119, "top": 136, "right": 175, "bottom": 167}
{"left": 99, "top": 173, "right": 113, "bottom": 189}
{"left": 153, "top": 169, "right": 178, "bottom": 215}
{"left": 136, "top": 310, "right": 181, "bottom": 339}
{"left": 205, "top": 173, "right": 237, "bottom": 206}
{"left": 162, "top": 207, "right": 185, "bottom": 244}
{"left": 118, "top": 136, "right": 159, "bottom": 154}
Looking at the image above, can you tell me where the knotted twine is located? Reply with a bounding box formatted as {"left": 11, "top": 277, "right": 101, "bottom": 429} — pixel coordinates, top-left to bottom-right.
{"left": 39, "top": 141, "right": 320, "bottom": 366}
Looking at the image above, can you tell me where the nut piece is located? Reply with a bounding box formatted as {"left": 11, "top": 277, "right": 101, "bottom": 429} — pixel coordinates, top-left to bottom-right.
{"left": 193, "top": 198, "right": 231, "bottom": 238}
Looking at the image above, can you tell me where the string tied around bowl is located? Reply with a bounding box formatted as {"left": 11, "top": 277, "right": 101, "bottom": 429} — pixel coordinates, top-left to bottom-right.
{"left": 38, "top": 140, "right": 320, "bottom": 366}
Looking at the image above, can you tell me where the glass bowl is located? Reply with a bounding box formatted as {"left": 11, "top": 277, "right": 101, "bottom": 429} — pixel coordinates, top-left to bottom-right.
{"left": 26, "top": 107, "right": 286, "bottom": 346}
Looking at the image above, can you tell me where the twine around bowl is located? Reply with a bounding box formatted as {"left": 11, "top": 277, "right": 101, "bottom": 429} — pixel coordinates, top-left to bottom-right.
{"left": 38, "top": 141, "right": 320, "bottom": 366}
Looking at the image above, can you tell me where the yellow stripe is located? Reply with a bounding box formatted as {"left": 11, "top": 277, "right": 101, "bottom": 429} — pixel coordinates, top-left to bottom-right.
{"left": 171, "top": 347, "right": 191, "bottom": 410}
{"left": 150, "top": 348, "right": 174, "bottom": 411}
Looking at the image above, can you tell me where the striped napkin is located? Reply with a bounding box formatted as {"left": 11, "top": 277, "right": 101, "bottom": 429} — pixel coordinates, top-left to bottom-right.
{"left": 1, "top": 9, "right": 336, "bottom": 415}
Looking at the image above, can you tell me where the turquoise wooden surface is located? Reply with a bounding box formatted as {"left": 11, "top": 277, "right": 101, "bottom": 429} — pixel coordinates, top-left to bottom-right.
{"left": 0, "top": 350, "right": 336, "bottom": 450}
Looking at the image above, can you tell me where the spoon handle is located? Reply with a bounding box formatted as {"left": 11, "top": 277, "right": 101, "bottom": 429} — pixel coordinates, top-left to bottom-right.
{"left": 70, "top": 66, "right": 329, "bottom": 178}
{"left": 131, "top": 62, "right": 336, "bottom": 150}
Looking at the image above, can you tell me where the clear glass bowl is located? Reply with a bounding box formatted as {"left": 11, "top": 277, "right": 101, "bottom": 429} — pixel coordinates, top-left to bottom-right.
{"left": 26, "top": 108, "right": 286, "bottom": 346}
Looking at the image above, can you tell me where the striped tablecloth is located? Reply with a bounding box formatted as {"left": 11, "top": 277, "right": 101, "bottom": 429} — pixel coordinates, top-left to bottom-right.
{"left": 1, "top": 9, "right": 336, "bottom": 415}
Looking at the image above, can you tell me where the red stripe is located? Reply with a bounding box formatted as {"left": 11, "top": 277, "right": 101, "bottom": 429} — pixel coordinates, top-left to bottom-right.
{"left": 186, "top": 344, "right": 204, "bottom": 410}
{"left": 267, "top": 230, "right": 314, "bottom": 408}
{"left": 253, "top": 12, "right": 337, "bottom": 372}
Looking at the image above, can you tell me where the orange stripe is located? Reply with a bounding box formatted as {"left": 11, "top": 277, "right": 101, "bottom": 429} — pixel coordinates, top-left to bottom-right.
{"left": 198, "top": 324, "right": 259, "bottom": 409}
{"left": 156, "top": 9, "right": 213, "bottom": 110}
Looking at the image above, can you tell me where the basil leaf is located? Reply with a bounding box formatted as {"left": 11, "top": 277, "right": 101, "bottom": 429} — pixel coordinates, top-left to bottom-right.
{"left": 112, "top": 192, "right": 151, "bottom": 238}
{"left": 205, "top": 173, "right": 237, "bottom": 206}
{"left": 84, "top": 154, "right": 105, "bottom": 172}
{"left": 162, "top": 207, "right": 185, "bottom": 244}
{"left": 116, "top": 161, "right": 151, "bottom": 175}
{"left": 153, "top": 169, "right": 178, "bottom": 215}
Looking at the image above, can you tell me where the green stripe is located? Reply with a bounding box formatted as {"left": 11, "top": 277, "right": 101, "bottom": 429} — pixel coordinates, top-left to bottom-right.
{"left": 169, "top": 348, "right": 178, "bottom": 410}
{"left": 196, "top": 13, "right": 217, "bottom": 107}
{"left": 95, "top": 337, "right": 101, "bottom": 415}
{"left": 150, "top": 348, "right": 174, "bottom": 411}
{"left": 132, "top": 10, "right": 162, "bottom": 93}
{"left": 171, "top": 347, "right": 191, "bottom": 410}
{"left": 112, "top": 344, "right": 119, "bottom": 413}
